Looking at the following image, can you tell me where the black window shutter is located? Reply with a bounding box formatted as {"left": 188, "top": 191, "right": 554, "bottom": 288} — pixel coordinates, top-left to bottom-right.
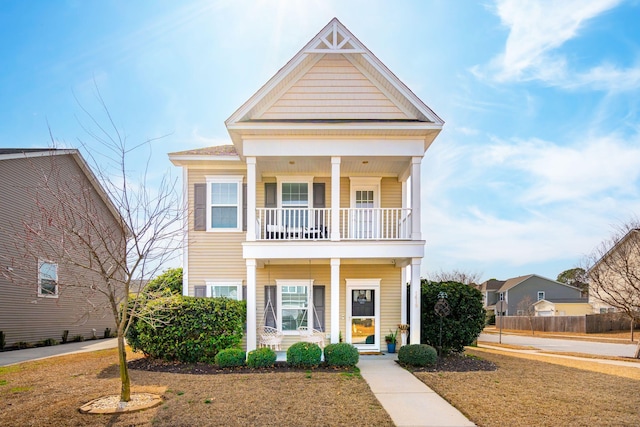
{"left": 264, "top": 285, "right": 277, "bottom": 328}
{"left": 194, "top": 285, "right": 206, "bottom": 297}
{"left": 242, "top": 183, "right": 247, "bottom": 231}
{"left": 194, "top": 183, "right": 206, "bottom": 231}
{"left": 265, "top": 183, "right": 277, "bottom": 208}
{"left": 313, "top": 183, "right": 325, "bottom": 208}
{"left": 313, "top": 285, "right": 325, "bottom": 332}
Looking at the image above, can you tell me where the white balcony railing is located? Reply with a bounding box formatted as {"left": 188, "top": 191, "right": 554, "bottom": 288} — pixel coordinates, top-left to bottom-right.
{"left": 340, "top": 208, "right": 412, "bottom": 240}
{"left": 255, "top": 208, "right": 412, "bottom": 241}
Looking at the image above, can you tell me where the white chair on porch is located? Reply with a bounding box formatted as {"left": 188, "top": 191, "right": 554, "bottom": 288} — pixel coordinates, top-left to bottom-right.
{"left": 297, "top": 326, "right": 325, "bottom": 348}
{"left": 258, "top": 326, "right": 284, "bottom": 351}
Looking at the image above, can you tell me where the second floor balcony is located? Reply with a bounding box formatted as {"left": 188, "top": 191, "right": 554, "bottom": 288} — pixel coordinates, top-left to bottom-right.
{"left": 255, "top": 207, "right": 412, "bottom": 241}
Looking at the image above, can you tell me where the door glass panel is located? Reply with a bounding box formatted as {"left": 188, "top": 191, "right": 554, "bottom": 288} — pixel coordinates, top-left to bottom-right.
{"left": 351, "top": 289, "right": 376, "bottom": 345}
{"left": 351, "top": 318, "right": 375, "bottom": 345}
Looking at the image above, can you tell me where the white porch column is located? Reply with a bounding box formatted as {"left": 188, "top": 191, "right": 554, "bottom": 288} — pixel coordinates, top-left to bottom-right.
{"left": 246, "top": 157, "right": 256, "bottom": 242}
{"left": 401, "top": 266, "right": 407, "bottom": 324}
{"left": 411, "top": 157, "right": 422, "bottom": 240}
{"left": 246, "top": 259, "right": 257, "bottom": 352}
{"left": 331, "top": 156, "right": 341, "bottom": 241}
{"left": 330, "top": 258, "right": 341, "bottom": 343}
{"left": 410, "top": 258, "right": 421, "bottom": 345}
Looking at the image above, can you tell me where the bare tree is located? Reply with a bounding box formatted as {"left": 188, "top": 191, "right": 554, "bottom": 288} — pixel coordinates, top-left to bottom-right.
{"left": 429, "top": 269, "right": 483, "bottom": 286}
{"left": 4, "top": 92, "right": 182, "bottom": 401}
{"left": 517, "top": 295, "right": 536, "bottom": 335}
{"left": 586, "top": 219, "right": 640, "bottom": 357}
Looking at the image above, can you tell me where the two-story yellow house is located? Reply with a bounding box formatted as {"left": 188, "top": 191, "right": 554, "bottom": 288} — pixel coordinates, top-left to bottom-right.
{"left": 169, "top": 18, "right": 443, "bottom": 353}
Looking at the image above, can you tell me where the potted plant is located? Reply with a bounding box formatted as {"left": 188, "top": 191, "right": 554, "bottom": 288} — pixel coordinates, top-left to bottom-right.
{"left": 385, "top": 329, "right": 398, "bottom": 353}
{"left": 398, "top": 323, "right": 409, "bottom": 346}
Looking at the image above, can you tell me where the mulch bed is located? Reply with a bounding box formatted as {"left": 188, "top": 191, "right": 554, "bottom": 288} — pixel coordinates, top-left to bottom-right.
{"left": 128, "top": 358, "right": 356, "bottom": 374}
{"left": 404, "top": 353, "right": 497, "bottom": 372}
{"left": 129, "top": 352, "right": 496, "bottom": 374}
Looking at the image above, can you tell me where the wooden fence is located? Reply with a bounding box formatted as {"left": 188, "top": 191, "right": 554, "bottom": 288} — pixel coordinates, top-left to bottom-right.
{"left": 495, "top": 313, "right": 637, "bottom": 334}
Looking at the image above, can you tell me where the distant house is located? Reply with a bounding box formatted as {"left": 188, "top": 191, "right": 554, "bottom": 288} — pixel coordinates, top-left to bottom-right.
{"left": 532, "top": 299, "right": 593, "bottom": 316}
{"left": 588, "top": 228, "right": 640, "bottom": 314}
{"left": 479, "top": 274, "right": 587, "bottom": 316}
{"left": 0, "top": 149, "right": 122, "bottom": 347}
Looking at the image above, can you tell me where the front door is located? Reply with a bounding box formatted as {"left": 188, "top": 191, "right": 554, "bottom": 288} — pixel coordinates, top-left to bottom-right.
{"left": 346, "top": 279, "right": 381, "bottom": 351}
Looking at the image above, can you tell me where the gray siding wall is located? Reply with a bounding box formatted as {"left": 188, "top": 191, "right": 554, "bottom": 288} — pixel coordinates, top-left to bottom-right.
{"left": 0, "top": 155, "right": 117, "bottom": 347}
{"left": 506, "top": 276, "right": 583, "bottom": 315}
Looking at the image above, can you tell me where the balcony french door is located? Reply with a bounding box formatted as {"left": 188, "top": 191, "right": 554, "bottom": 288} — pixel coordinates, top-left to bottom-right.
{"left": 350, "top": 185, "right": 379, "bottom": 239}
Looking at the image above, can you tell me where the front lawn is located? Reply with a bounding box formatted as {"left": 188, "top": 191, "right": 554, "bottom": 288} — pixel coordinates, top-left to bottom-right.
{"left": 0, "top": 349, "right": 393, "bottom": 427}
{"left": 415, "top": 348, "right": 640, "bottom": 427}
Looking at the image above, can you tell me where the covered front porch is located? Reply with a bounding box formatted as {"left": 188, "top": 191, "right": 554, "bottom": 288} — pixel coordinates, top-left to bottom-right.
{"left": 243, "top": 258, "right": 422, "bottom": 353}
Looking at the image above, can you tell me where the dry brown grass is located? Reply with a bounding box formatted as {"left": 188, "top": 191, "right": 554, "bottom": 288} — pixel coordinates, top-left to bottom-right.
{"left": 0, "top": 349, "right": 393, "bottom": 427}
{"left": 486, "top": 327, "right": 638, "bottom": 343}
{"left": 415, "top": 348, "right": 640, "bottom": 427}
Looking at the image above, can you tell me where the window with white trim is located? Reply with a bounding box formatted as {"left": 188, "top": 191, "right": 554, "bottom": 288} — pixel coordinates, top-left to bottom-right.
{"left": 38, "top": 260, "right": 58, "bottom": 297}
{"left": 206, "top": 176, "right": 243, "bottom": 231}
{"left": 277, "top": 280, "right": 312, "bottom": 333}
{"left": 277, "top": 177, "right": 313, "bottom": 229}
{"left": 205, "top": 281, "right": 242, "bottom": 300}
{"left": 537, "top": 291, "right": 545, "bottom": 301}
{"left": 499, "top": 292, "right": 504, "bottom": 301}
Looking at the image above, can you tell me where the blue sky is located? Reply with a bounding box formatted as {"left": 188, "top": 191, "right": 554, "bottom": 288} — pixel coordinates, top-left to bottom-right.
{"left": 1, "top": 0, "right": 639, "bottom": 282}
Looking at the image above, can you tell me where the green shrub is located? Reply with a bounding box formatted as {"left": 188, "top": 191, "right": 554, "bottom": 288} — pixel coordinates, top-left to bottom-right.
{"left": 127, "top": 295, "right": 246, "bottom": 363}
{"left": 247, "top": 347, "right": 277, "bottom": 368}
{"left": 324, "top": 343, "right": 359, "bottom": 367}
{"left": 71, "top": 335, "right": 85, "bottom": 342}
{"left": 145, "top": 268, "right": 183, "bottom": 295}
{"left": 103, "top": 328, "right": 112, "bottom": 339}
{"left": 214, "top": 348, "right": 246, "bottom": 368}
{"left": 419, "top": 280, "right": 486, "bottom": 353}
{"left": 398, "top": 344, "right": 437, "bottom": 367}
{"left": 286, "top": 342, "right": 322, "bottom": 368}
{"left": 0, "top": 331, "right": 5, "bottom": 351}
{"left": 15, "top": 341, "right": 32, "bottom": 349}
{"left": 61, "top": 330, "right": 69, "bottom": 343}
{"left": 41, "top": 338, "right": 59, "bottom": 346}
{"left": 485, "top": 312, "right": 496, "bottom": 326}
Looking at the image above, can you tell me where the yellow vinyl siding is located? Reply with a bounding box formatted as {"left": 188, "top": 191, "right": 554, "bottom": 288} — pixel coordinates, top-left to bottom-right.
{"left": 187, "top": 168, "right": 247, "bottom": 295}
{"left": 259, "top": 54, "right": 409, "bottom": 120}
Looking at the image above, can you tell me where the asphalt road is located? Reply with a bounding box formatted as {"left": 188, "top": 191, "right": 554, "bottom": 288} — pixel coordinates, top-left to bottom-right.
{"left": 479, "top": 332, "right": 638, "bottom": 358}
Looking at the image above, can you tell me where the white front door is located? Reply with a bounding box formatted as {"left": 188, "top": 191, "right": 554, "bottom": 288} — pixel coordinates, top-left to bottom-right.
{"left": 346, "top": 279, "right": 381, "bottom": 351}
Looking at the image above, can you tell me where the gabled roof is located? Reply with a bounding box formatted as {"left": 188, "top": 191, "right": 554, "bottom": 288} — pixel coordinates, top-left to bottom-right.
{"left": 0, "top": 148, "right": 124, "bottom": 227}
{"left": 168, "top": 145, "right": 242, "bottom": 166}
{"left": 498, "top": 274, "right": 582, "bottom": 293}
{"left": 478, "top": 279, "right": 506, "bottom": 292}
{"left": 588, "top": 228, "right": 640, "bottom": 273}
{"left": 225, "top": 18, "right": 443, "bottom": 155}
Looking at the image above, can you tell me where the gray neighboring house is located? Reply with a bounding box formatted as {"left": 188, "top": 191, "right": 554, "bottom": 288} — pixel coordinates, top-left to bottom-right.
{"left": 0, "top": 149, "right": 121, "bottom": 347}
{"left": 479, "top": 274, "right": 587, "bottom": 316}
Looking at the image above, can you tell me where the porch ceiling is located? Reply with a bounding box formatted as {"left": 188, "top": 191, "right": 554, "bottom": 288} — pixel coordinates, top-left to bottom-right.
{"left": 257, "top": 155, "right": 410, "bottom": 178}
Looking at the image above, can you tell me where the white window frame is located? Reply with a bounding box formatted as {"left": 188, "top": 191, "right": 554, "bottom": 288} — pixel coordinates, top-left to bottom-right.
{"left": 205, "top": 281, "right": 243, "bottom": 300}
{"left": 276, "top": 279, "right": 313, "bottom": 335}
{"left": 537, "top": 291, "right": 545, "bottom": 301}
{"left": 206, "top": 175, "right": 243, "bottom": 232}
{"left": 38, "top": 260, "right": 58, "bottom": 298}
{"left": 499, "top": 292, "right": 504, "bottom": 301}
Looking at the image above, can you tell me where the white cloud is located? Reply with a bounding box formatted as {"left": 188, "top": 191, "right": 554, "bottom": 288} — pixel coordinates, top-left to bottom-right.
{"left": 476, "top": 0, "right": 640, "bottom": 91}
{"left": 483, "top": 135, "right": 640, "bottom": 204}
{"left": 420, "top": 131, "right": 640, "bottom": 278}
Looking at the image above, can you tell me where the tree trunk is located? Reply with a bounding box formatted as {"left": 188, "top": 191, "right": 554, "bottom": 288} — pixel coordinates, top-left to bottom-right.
{"left": 117, "top": 331, "right": 131, "bottom": 402}
{"left": 635, "top": 338, "right": 640, "bottom": 359}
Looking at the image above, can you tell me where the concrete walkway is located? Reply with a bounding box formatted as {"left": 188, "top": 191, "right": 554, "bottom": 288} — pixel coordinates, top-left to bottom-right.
{"left": 0, "top": 338, "right": 118, "bottom": 366}
{"left": 358, "top": 353, "right": 475, "bottom": 427}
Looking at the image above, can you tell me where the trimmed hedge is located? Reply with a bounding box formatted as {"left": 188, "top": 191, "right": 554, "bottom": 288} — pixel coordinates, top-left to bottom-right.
{"left": 286, "top": 342, "right": 322, "bottom": 368}
{"left": 127, "top": 295, "right": 246, "bottom": 363}
{"left": 324, "top": 343, "right": 359, "bottom": 367}
{"left": 398, "top": 344, "right": 437, "bottom": 367}
{"left": 215, "top": 348, "right": 246, "bottom": 368}
{"left": 247, "top": 347, "right": 277, "bottom": 368}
